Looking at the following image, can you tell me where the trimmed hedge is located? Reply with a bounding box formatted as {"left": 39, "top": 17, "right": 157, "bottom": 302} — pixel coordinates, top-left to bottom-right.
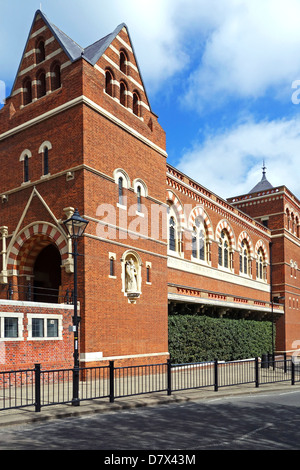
{"left": 168, "top": 315, "right": 274, "bottom": 363}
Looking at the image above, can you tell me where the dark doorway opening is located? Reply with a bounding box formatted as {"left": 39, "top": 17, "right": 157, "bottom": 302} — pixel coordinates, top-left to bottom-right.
{"left": 33, "top": 244, "right": 61, "bottom": 303}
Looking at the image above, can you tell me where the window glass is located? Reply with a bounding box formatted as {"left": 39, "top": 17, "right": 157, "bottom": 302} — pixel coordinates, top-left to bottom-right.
{"left": 169, "top": 217, "right": 176, "bottom": 251}
{"left": 32, "top": 318, "right": 44, "bottom": 337}
{"left": 4, "top": 317, "right": 18, "bottom": 338}
{"left": 47, "top": 319, "right": 58, "bottom": 337}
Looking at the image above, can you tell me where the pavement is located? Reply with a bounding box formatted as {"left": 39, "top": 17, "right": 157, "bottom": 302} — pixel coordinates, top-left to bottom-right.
{"left": 1, "top": 381, "right": 300, "bottom": 428}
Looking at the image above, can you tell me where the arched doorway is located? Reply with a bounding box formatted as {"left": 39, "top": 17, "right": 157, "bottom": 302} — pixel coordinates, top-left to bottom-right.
{"left": 33, "top": 244, "right": 61, "bottom": 303}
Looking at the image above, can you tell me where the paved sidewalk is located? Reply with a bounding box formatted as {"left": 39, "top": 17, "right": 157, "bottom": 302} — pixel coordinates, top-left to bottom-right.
{"left": 1, "top": 381, "right": 299, "bottom": 428}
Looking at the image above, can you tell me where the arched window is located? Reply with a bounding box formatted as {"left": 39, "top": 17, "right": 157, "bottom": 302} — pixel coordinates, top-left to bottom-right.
{"left": 137, "top": 185, "right": 142, "bottom": 212}
{"left": 133, "top": 91, "right": 140, "bottom": 116}
{"left": 51, "top": 63, "right": 61, "bottom": 90}
{"left": 24, "top": 155, "right": 29, "bottom": 183}
{"left": 167, "top": 203, "right": 180, "bottom": 254}
{"left": 110, "top": 257, "right": 115, "bottom": 277}
{"left": 37, "top": 71, "right": 46, "bottom": 98}
{"left": 120, "top": 51, "right": 127, "bottom": 74}
{"left": 169, "top": 216, "right": 176, "bottom": 252}
{"left": 191, "top": 217, "right": 206, "bottom": 261}
{"left": 118, "top": 176, "right": 123, "bottom": 205}
{"left": 19, "top": 150, "right": 31, "bottom": 183}
{"left": 23, "top": 78, "right": 32, "bottom": 105}
{"left": 43, "top": 147, "right": 49, "bottom": 175}
{"left": 240, "top": 240, "right": 250, "bottom": 275}
{"left": 120, "top": 81, "right": 127, "bottom": 107}
{"left": 218, "top": 229, "right": 230, "bottom": 268}
{"left": 39, "top": 141, "right": 52, "bottom": 176}
{"left": 105, "top": 70, "right": 113, "bottom": 96}
{"left": 286, "top": 208, "right": 290, "bottom": 230}
{"left": 36, "top": 40, "right": 45, "bottom": 64}
{"left": 256, "top": 248, "right": 264, "bottom": 280}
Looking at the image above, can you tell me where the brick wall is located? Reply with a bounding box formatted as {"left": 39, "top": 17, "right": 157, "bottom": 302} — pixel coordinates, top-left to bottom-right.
{"left": 0, "top": 300, "right": 74, "bottom": 370}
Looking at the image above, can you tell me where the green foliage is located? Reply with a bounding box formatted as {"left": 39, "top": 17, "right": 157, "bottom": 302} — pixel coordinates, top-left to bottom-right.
{"left": 168, "top": 315, "right": 273, "bottom": 363}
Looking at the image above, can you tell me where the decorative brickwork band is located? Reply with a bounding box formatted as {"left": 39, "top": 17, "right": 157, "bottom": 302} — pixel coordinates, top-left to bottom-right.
{"left": 188, "top": 205, "right": 213, "bottom": 239}
{"left": 215, "top": 219, "right": 236, "bottom": 249}
{"left": 255, "top": 239, "right": 269, "bottom": 263}
{"left": 166, "top": 190, "right": 186, "bottom": 227}
{"left": 238, "top": 231, "right": 254, "bottom": 257}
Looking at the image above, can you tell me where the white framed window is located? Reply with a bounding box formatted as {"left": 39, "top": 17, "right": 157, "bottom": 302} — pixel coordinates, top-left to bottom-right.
{"left": 167, "top": 204, "right": 182, "bottom": 255}
{"left": 0, "top": 312, "right": 24, "bottom": 341}
{"left": 239, "top": 240, "right": 251, "bottom": 276}
{"left": 39, "top": 140, "right": 52, "bottom": 176}
{"left": 27, "top": 314, "right": 63, "bottom": 340}
{"left": 191, "top": 217, "right": 207, "bottom": 262}
{"left": 113, "top": 168, "right": 130, "bottom": 209}
{"left": 218, "top": 230, "right": 229, "bottom": 268}
{"left": 256, "top": 247, "right": 267, "bottom": 281}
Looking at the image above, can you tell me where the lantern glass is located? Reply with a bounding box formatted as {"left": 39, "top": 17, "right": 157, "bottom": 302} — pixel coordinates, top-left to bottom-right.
{"left": 63, "top": 209, "right": 89, "bottom": 239}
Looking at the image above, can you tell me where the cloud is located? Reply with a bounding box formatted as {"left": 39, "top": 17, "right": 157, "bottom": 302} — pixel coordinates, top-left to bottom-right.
{"left": 177, "top": 115, "right": 300, "bottom": 199}
{"left": 3, "top": 0, "right": 300, "bottom": 102}
{"left": 0, "top": 0, "right": 190, "bottom": 93}
{"left": 176, "top": 0, "right": 300, "bottom": 111}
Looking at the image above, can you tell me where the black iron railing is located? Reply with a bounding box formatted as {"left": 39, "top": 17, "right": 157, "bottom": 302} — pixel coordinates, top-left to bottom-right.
{"left": 6, "top": 282, "right": 74, "bottom": 304}
{"left": 1, "top": 355, "right": 300, "bottom": 413}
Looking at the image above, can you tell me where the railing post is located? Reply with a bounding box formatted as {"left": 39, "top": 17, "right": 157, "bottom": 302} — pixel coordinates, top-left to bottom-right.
{"left": 72, "top": 366, "right": 80, "bottom": 406}
{"left": 291, "top": 358, "right": 295, "bottom": 385}
{"left": 214, "top": 359, "right": 218, "bottom": 392}
{"left": 167, "top": 359, "right": 172, "bottom": 395}
{"left": 34, "top": 363, "right": 41, "bottom": 412}
{"left": 109, "top": 361, "right": 115, "bottom": 403}
{"left": 284, "top": 352, "right": 287, "bottom": 373}
{"left": 255, "top": 357, "right": 259, "bottom": 388}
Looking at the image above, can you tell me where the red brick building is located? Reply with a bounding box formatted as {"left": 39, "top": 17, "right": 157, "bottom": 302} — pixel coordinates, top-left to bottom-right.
{"left": 1, "top": 10, "right": 297, "bottom": 371}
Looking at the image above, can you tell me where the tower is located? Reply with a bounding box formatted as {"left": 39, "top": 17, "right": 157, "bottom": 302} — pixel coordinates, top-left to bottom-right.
{"left": 228, "top": 164, "right": 300, "bottom": 352}
{"left": 0, "top": 10, "right": 168, "bottom": 367}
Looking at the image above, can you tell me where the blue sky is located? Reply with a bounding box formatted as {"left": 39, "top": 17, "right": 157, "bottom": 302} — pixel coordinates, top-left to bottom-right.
{"left": 2, "top": 0, "right": 300, "bottom": 199}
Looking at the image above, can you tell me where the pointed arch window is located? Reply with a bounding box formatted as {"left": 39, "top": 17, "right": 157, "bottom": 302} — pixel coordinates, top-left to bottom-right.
{"left": 37, "top": 71, "right": 46, "bottom": 98}
{"left": 133, "top": 91, "right": 140, "bottom": 116}
{"left": 23, "top": 78, "right": 32, "bottom": 106}
{"left": 120, "top": 81, "right": 127, "bottom": 107}
{"left": 51, "top": 63, "right": 61, "bottom": 90}
{"left": 120, "top": 50, "right": 128, "bottom": 74}
{"left": 36, "top": 40, "right": 45, "bottom": 64}
{"left": 105, "top": 70, "right": 113, "bottom": 96}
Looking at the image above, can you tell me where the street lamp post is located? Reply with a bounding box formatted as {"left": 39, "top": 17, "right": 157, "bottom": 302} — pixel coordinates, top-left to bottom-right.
{"left": 63, "top": 208, "right": 89, "bottom": 406}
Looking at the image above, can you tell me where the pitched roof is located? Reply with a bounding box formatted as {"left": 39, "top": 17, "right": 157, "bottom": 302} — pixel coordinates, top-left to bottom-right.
{"left": 41, "top": 11, "right": 126, "bottom": 65}
{"left": 248, "top": 163, "right": 273, "bottom": 194}
{"left": 9, "top": 10, "right": 151, "bottom": 110}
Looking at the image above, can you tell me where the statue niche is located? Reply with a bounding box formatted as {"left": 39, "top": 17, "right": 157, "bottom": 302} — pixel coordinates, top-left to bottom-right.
{"left": 122, "top": 252, "right": 141, "bottom": 303}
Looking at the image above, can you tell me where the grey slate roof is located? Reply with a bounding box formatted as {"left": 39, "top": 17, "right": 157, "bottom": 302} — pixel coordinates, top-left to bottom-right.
{"left": 41, "top": 10, "right": 126, "bottom": 65}
{"left": 248, "top": 165, "right": 273, "bottom": 194}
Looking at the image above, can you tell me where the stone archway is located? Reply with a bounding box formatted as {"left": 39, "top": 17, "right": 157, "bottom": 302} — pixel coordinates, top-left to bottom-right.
{"left": 6, "top": 223, "right": 68, "bottom": 303}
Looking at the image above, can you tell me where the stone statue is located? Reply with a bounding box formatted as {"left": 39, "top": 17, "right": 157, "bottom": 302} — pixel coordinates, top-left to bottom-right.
{"left": 125, "top": 258, "right": 138, "bottom": 293}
